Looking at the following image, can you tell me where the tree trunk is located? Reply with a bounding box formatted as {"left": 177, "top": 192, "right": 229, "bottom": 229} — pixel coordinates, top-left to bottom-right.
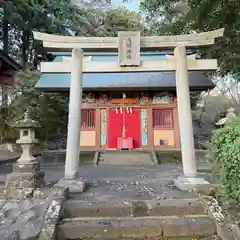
{"left": 21, "top": 29, "right": 30, "bottom": 68}
{"left": 3, "top": 5, "right": 9, "bottom": 54}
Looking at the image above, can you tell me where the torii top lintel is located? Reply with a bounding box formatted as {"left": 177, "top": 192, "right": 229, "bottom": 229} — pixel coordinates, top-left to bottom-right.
{"left": 33, "top": 28, "right": 224, "bottom": 52}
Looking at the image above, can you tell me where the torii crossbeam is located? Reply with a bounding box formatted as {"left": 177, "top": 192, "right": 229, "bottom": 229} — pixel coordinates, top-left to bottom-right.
{"left": 33, "top": 28, "right": 224, "bottom": 52}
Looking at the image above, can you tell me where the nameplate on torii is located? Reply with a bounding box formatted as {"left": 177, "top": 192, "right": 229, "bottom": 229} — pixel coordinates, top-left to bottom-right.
{"left": 118, "top": 31, "right": 140, "bottom": 67}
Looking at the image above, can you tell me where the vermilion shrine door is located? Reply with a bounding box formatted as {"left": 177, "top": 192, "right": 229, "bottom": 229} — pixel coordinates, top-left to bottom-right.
{"left": 108, "top": 108, "right": 141, "bottom": 149}
{"left": 108, "top": 109, "right": 123, "bottom": 149}
{"left": 125, "top": 109, "right": 141, "bottom": 148}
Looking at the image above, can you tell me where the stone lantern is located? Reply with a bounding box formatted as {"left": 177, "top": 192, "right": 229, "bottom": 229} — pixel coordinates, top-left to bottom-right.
{"left": 14, "top": 111, "right": 40, "bottom": 163}
{"left": 5, "top": 111, "right": 45, "bottom": 199}
{"left": 216, "top": 108, "right": 237, "bottom": 127}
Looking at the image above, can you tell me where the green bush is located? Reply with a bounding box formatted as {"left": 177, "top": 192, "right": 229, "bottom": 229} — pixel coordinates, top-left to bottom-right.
{"left": 207, "top": 119, "right": 240, "bottom": 214}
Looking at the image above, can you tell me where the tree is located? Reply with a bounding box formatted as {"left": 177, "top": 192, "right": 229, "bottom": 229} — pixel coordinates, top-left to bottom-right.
{"left": 71, "top": 0, "right": 111, "bottom": 10}
{"left": 192, "top": 73, "right": 240, "bottom": 149}
{"left": 1, "top": 0, "right": 80, "bottom": 66}
{"left": 0, "top": 2, "right": 148, "bottom": 147}
{"left": 2, "top": 5, "right": 8, "bottom": 53}
{"left": 140, "top": 0, "right": 190, "bottom": 35}
{"left": 5, "top": 70, "right": 69, "bottom": 144}
{"left": 99, "top": 8, "right": 147, "bottom": 36}
{"left": 207, "top": 119, "right": 240, "bottom": 218}
{"left": 193, "top": 93, "right": 230, "bottom": 148}
{"left": 1, "top": 1, "right": 146, "bottom": 67}
{"left": 140, "top": 0, "right": 240, "bottom": 80}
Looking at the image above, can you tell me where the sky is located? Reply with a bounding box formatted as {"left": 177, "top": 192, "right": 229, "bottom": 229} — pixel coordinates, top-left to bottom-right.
{"left": 112, "top": 0, "right": 140, "bottom": 11}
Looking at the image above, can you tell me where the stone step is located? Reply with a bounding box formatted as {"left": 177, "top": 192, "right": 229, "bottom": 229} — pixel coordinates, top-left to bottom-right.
{"left": 56, "top": 216, "right": 216, "bottom": 240}
{"left": 99, "top": 160, "right": 154, "bottom": 165}
{"left": 98, "top": 151, "right": 155, "bottom": 165}
{"left": 100, "top": 152, "right": 152, "bottom": 157}
{"left": 99, "top": 156, "right": 152, "bottom": 162}
{"left": 99, "top": 155, "right": 151, "bottom": 160}
{"left": 63, "top": 199, "right": 206, "bottom": 218}
{"left": 99, "top": 155, "right": 152, "bottom": 160}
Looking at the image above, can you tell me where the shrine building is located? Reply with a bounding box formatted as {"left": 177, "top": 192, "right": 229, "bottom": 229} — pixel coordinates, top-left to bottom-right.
{"left": 33, "top": 29, "right": 224, "bottom": 188}
{"left": 36, "top": 51, "right": 214, "bottom": 151}
{"left": 0, "top": 50, "right": 21, "bottom": 112}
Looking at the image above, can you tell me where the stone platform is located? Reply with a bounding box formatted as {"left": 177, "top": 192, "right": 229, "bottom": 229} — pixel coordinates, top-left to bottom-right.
{"left": 4, "top": 160, "right": 45, "bottom": 199}
{"left": 69, "top": 164, "right": 209, "bottom": 202}
{"left": 0, "top": 163, "right": 211, "bottom": 201}
{"left": 0, "top": 163, "right": 217, "bottom": 240}
{"left": 56, "top": 164, "right": 216, "bottom": 240}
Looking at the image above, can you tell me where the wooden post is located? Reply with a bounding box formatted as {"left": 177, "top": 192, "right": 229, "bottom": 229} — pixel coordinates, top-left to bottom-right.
{"left": 173, "top": 107, "right": 180, "bottom": 149}
{"left": 147, "top": 107, "right": 154, "bottom": 149}
{"left": 95, "top": 108, "right": 101, "bottom": 150}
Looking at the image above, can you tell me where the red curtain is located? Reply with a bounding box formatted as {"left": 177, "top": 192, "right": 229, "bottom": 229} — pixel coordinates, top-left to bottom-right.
{"left": 125, "top": 109, "right": 141, "bottom": 148}
{"left": 108, "top": 109, "right": 123, "bottom": 148}
{"left": 108, "top": 109, "right": 141, "bottom": 149}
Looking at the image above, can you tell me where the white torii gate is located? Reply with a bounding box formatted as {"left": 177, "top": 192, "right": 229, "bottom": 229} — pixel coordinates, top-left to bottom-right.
{"left": 34, "top": 29, "right": 224, "bottom": 192}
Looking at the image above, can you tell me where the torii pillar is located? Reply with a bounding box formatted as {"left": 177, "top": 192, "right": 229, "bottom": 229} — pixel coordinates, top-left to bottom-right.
{"left": 173, "top": 46, "right": 209, "bottom": 191}
{"left": 55, "top": 48, "right": 86, "bottom": 193}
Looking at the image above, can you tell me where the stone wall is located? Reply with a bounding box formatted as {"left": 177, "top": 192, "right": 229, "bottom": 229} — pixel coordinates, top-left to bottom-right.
{"left": 41, "top": 151, "right": 94, "bottom": 164}
{"left": 156, "top": 149, "right": 207, "bottom": 163}
{"left": 0, "top": 188, "right": 68, "bottom": 240}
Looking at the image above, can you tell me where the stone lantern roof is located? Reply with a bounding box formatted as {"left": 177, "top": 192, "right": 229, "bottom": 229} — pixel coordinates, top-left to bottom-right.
{"left": 12, "top": 111, "right": 41, "bottom": 129}
{"left": 216, "top": 108, "right": 237, "bottom": 126}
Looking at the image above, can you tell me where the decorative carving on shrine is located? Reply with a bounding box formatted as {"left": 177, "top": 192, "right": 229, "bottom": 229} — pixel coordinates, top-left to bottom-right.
{"left": 99, "top": 94, "right": 109, "bottom": 104}
{"left": 101, "top": 109, "right": 108, "bottom": 145}
{"left": 141, "top": 109, "right": 148, "bottom": 146}
{"left": 82, "top": 92, "right": 96, "bottom": 103}
{"left": 126, "top": 98, "right": 139, "bottom": 105}
{"left": 153, "top": 92, "right": 173, "bottom": 104}
{"left": 110, "top": 98, "right": 138, "bottom": 105}
{"left": 118, "top": 31, "right": 140, "bottom": 66}
{"left": 139, "top": 92, "right": 149, "bottom": 105}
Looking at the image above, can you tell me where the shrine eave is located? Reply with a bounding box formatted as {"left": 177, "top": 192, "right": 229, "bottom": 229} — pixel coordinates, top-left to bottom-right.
{"left": 35, "top": 71, "right": 215, "bottom": 92}
{"left": 0, "top": 50, "right": 22, "bottom": 71}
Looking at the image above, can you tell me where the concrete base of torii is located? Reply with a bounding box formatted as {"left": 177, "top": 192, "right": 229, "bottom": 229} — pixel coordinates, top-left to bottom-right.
{"left": 174, "top": 175, "right": 210, "bottom": 191}
{"left": 55, "top": 178, "right": 86, "bottom": 193}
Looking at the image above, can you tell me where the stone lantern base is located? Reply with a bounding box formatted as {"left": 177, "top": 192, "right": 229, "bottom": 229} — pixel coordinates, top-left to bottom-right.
{"left": 5, "top": 160, "right": 45, "bottom": 199}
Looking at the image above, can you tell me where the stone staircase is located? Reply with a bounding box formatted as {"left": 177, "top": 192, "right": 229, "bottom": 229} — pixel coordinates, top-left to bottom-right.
{"left": 95, "top": 151, "right": 158, "bottom": 165}
{"left": 56, "top": 198, "right": 218, "bottom": 239}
